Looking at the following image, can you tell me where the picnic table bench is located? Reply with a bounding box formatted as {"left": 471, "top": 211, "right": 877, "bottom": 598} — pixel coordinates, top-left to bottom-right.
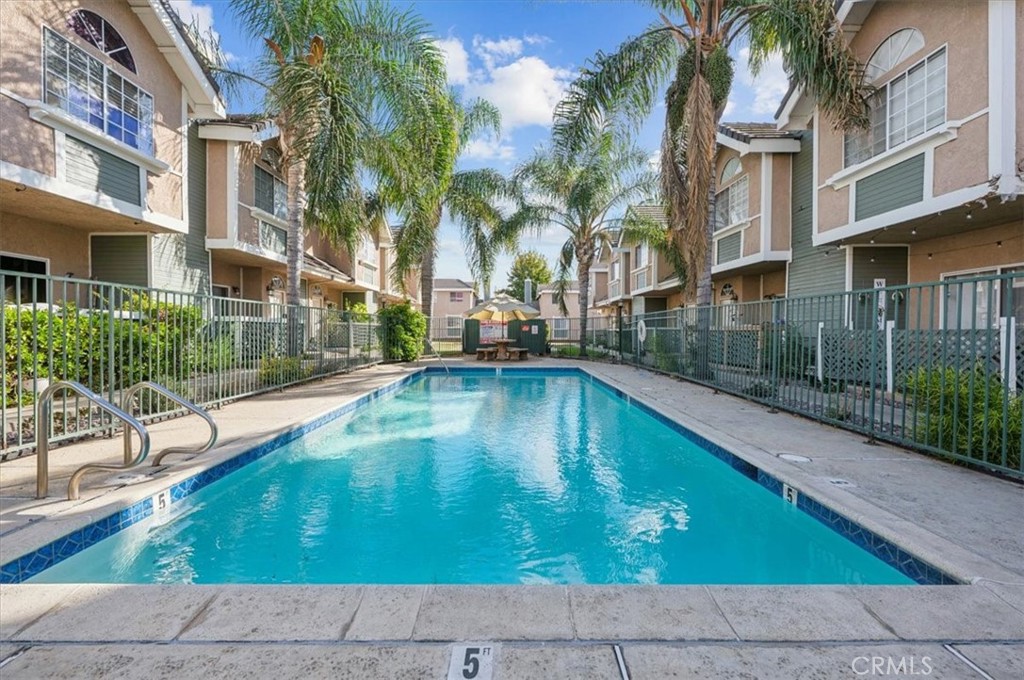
{"left": 476, "top": 346, "right": 498, "bottom": 360}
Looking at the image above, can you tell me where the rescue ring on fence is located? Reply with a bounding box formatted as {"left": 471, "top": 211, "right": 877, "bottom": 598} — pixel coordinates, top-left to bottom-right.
{"left": 637, "top": 319, "right": 648, "bottom": 344}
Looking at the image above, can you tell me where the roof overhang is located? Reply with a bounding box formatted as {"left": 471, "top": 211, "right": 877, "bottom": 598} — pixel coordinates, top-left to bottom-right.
{"left": 775, "top": 0, "right": 877, "bottom": 130}
{"left": 716, "top": 132, "right": 801, "bottom": 155}
{"left": 199, "top": 121, "right": 279, "bottom": 142}
{"left": 128, "top": 0, "right": 226, "bottom": 119}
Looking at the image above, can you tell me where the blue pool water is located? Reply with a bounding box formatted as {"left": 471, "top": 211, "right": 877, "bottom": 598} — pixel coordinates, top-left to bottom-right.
{"left": 33, "top": 375, "right": 913, "bottom": 584}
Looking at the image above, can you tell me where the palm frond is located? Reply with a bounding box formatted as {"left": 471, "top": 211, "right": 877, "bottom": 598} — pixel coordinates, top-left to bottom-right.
{"left": 552, "top": 26, "right": 679, "bottom": 154}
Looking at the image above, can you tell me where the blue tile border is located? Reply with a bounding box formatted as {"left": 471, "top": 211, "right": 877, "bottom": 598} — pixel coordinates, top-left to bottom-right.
{"left": 2, "top": 366, "right": 959, "bottom": 585}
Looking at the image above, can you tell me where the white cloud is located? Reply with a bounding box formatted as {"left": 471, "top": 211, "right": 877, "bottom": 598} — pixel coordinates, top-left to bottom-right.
{"left": 468, "top": 56, "right": 572, "bottom": 130}
{"left": 169, "top": 0, "right": 236, "bottom": 62}
{"left": 472, "top": 36, "right": 523, "bottom": 70}
{"left": 463, "top": 137, "right": 516, "bottom": 161}
{"left": 523, "top": 34, "right": 551, "bottom": 46}
{"left": 723, "top": 99, "right": 737, "bottom": 117}
{"left": 737, "top": 48, "right": 789, "bottom": 117}
{"left": 436, "top": 37, "right": 470, "bottom": 86}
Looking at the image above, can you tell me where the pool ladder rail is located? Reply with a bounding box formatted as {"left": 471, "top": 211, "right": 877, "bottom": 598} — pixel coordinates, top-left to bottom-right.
{"left": 423, "top": 337, "right": 451, "bottom": 376}
{"left": 34, "top": 381, "right": 218, "bottom": 501}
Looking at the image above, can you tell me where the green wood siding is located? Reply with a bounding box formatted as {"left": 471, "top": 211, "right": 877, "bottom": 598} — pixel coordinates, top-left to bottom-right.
{"left": 716, "top": 232, "right": 742, "bottom": 264}
{"left": 854, "top": 154, "right": 925, "bottom": 220}
{"left": 91, "top": 235, "right": 148, "bottom": 286}
{"left": 152, "top": 122, "right": 211, "bottom": 294}
{"left": 850, "top": 246, "right": 908, "bottom": 330}
{"left": 786, "top": 132, "right": 845, "bottom": 297}
{"left": 65, "top": 136, "right": 141, "bottom": 205}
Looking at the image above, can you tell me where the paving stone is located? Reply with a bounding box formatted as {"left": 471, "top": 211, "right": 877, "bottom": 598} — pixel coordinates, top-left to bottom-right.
{"left": 13, "top": 585, "right": 215, "bottom": 642}
{"left": 413, "top": 586, "right": 573, "bottom": 641}
{"left": 623, "top": 643, "right": 967, "bottom": 679}
{"left": 346, "top": 586, "right": 424, "bottom": 641}
{"left": 0, "top": 643, "right": 449, "bottom": 679}
{"left": 0, "top": 585, "right": 79, "bottom": 640}
{"left": 851, "top": 586, "right": 1024, "bottom": 640}
{"left": 498, "top": 644, "right": 621, "bottom": 678}
{"left": 708, "top": 586, "right": 898, "bottom": 641}
{"left": 178, "top": 585, "right": 363, "bottom": 641}
{"left": 569, "top": 586, "right": 735, "bottom": 640}
{"left": 979, "top": 581, "right": 1024, "bottom": 616}
{"left": 954, "top": 643, "right": 1024, "bottom": 680}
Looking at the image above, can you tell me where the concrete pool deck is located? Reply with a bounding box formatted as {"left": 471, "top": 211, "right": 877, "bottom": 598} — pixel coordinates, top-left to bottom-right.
{"left": 1, "top": 358, "right": 1022, "bottom": 678}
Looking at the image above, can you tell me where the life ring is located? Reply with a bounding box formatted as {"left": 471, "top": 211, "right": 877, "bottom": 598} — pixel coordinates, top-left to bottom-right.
{"left": 637, "top": 319, "right": 648, "bottom": 343}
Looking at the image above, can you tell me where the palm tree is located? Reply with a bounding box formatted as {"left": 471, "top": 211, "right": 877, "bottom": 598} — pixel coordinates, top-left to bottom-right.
{"left": 391, "top": 94, "right": 516, "bottom": 316}
{"left": 553, "top": 0, "right": 869, "bottom": 309}
{"left": 506, "top": 134, "right": 658, "bottom": 354}
{"left": 225, "top": 0, "right": 454, "bottom": 337}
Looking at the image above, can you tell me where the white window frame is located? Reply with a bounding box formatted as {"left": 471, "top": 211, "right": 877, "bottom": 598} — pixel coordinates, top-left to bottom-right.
{"left": 254, "top": 165, "right": 287, "bottom": 221}
{"left": 844, "top": 45, "right": 947, "bottom": 168}
{"left": 445, "top": 315, "right": 462, "bottom": 338}
{"left": 552, "top": 317, "right": 570, "bottom": 340}
{"left": 714, "top": 175, "right": 749, "bottom": 232}
{"left": 42, "top": 26, "right": 155, "bottom": 154}
{"left": 449, "top": 291, "right": 464, "bottom": 303}
{"left": 939, "top": 263, "right": 1024, "bottom": 330}
{"left": 258, "top": 220, "right": 287, "bottom": 256}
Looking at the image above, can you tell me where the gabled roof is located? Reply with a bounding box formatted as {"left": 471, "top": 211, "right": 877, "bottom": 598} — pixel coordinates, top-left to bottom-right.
{"left": 538, "top": 283, "right": 579, "bottom": 294}
{"left": 127, "top": 0, "right": 226, "bottom": 118}
{"left": 433, "top": 278, "right": 475, "bottom": 290}
{"left": 626, "top": 204, "right": 669, "bottom": 225}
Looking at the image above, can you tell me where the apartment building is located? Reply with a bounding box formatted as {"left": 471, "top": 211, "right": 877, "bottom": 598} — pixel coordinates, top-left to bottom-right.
{"left": 199, "top": 117, "right": 394, "bottom": 314}
{"left": 0, "top": 1, "right": 409, "bottom": 315}
{"left": 0, "top": 0, "right": 224, "bottom": 296}
{"left": 536, "top": 283, "right": 577, "bottom": 340}
{"left": 594, "top": 1, "right": 1021, "bottom": 327}
{"left": 431, "top": 278, "right": 476, "bottom": 335}
{"left": 778, "top": 0, "right": 1022, "bottom": 324}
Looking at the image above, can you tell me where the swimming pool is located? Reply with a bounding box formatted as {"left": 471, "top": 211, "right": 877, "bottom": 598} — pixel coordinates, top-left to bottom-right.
{"left": 22, "top": 370, "right": 936, "bottom": 585}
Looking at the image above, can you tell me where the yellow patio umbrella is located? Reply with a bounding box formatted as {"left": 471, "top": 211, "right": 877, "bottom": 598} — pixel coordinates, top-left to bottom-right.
{"left": 465, "top": 293, "right": 540, "bottom": 338}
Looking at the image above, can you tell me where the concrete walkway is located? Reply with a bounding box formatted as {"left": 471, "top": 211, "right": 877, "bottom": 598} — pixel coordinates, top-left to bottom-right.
{"left": 1, "top": 358, "right": 1023, "bottom": 678}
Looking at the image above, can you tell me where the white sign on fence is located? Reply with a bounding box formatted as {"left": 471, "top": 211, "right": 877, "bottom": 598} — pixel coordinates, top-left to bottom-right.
{"left": 480, "top": 321, "right": 504, "bottom": 342}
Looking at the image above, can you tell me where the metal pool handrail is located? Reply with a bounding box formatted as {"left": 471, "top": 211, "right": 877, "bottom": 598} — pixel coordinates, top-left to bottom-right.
{"left": 35, "top": 381, "right": 151, "bottom": 500}
{"left": 121, "top": 381, "right": 218, "bottom": 467}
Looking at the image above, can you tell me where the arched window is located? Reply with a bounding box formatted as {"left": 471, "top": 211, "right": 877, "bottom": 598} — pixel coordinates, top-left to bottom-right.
{"left": 720, "top": 157, "right": 741, "bottom": 184}
{"left": 864, "top": 28, "right": 924, "bottom": 83}
{"left": 69, "top": 10, "right": 136, "bottom": 73}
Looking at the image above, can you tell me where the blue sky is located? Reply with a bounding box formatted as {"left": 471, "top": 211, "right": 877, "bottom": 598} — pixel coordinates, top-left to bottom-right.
{"left": 170, "top": 0, "right": 790, "bottom": 290}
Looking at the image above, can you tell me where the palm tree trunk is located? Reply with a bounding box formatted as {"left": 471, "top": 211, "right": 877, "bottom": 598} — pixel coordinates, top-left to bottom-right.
{"left": 692, "top": 175, "right": 717, "bottom": 380}
{"left": 420, "top": 244, "right": 435, "bottom": 318}
{"left": 577, "top": 258, "right": 591, "bottom": 356}
{"left": 284, "top": 128, "right": 306, "bottom": 357}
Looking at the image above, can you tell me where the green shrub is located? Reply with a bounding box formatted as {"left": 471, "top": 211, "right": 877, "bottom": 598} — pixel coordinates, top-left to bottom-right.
{"left": 259, "top": 356, "right": 312, "bottom": 386}
{"left": 904, "top": 365, "right": 1021, "bottom": 470}
{"left": 553, "top": 345, "right": 582, "bottom": 358}
{"left": 744, "top": 379, "right": 777, "bottom": 399}
{"left": 377, "top": 303, "right": 426, "bottom": 362}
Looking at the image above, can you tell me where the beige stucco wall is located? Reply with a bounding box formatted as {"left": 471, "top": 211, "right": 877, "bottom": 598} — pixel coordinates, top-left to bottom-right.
{"left": 742, "top": 218, "right": 761, "bottom": 256}
{"left": 432, "top": 290, "right": 474, "bottom": 319}
{"left": 205, "top": 141, "right": 228, "bottom": 239}
{"left": 816, "top": 0, "right": 991, "bottom": 232}
{"left": 0, "top": 211, "right": 90, "bottom": 278}
{"left": 1018, "top": 0, "right": 1024, "bottom": 168}
{"left": 538, "top": 291, "right": 578, "bottom": 318}
{"left": 711, "top": 270, "right": 786, "bottom": 304}
{"left": 0, "top": 0, "right": 187, "bottom": 223}
{"left": 908, "top": 221, "right": 1024, "bottom": 284}
{"left": 771, "top": 154, "right": 792, "bottom": 251}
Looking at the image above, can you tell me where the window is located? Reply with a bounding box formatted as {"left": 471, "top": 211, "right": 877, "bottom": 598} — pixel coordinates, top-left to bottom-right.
{"left": 449, "top": 291, "right": 464, "bottom": 303}
{"left": 43, "top": 28, "right": 154, "bottom": 152}
{"left": 552, "top": 318, "right": 569, "bottom": 340}
{"left": 864, "top": 29, "right": 925, "bottom": 83}
{"left": 254, "top": 166, "right": 287, "bottom": 220}
{"left": 2, "top": 254, "right": 48, "bottom": 303}
{"left": 714, "top": 175, "right": 749, "bottom": 231}
{"left": 258, "top": 220, "right": 287, "bottom": 256}
{"left": 633, "top": 243, "right": 649, "bottom": 267}
{"left": 69, "top": 10, "right": 136, "bottom": 73}
{"left": 720, "top": 157, "right": 741, "bottom": 184}
{"left": 445, "top": 315, "right": 462, "bottom": 337}
{"left": 844, "top": 47, "right": 946, "bottom": 167}
{"left": 611, "top": 260, "right": 620, "bottom": 281}
{"left": 942, "top": 265, "right": 1023, "bottom": 329}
